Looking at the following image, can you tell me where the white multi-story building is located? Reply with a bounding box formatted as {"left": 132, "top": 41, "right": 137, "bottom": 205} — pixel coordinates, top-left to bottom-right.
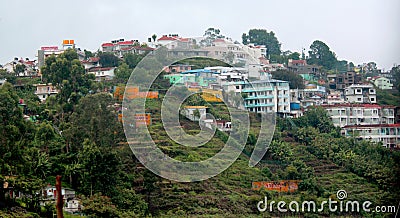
{"left": 87, "top": 67, "right": 116, "bottom": 81}
{"left": 241, "top": 79, "right": 290, "bottom": 115}
{"left": 342, "top": 124, "right": 400, "bottom": 148}
{"left": 344, "top": 84, "right": 376, "bottom": 103}
{"left": 323, "top": 104, "right": 396, "bottom": 128}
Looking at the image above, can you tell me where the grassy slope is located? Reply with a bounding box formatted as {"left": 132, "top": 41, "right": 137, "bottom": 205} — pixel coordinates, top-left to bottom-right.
{"left": 122, "top": 98, "right": 387, "bottom": 217}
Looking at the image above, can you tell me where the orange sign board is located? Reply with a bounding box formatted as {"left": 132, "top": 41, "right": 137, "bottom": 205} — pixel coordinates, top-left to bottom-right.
{"left": 114, "top": 86, "right": 158, "bottom": 100}
{"left": 135, "top": 113, "right": 151, "bottom": 127}
{"left": 62, "top": 39, "right": 75, "bottom": 45}
{"left": 118, "top": 113, "right": 151, "bottom": 126}
{"left": 252, "top": 180, "right": 299, "bottom": 192}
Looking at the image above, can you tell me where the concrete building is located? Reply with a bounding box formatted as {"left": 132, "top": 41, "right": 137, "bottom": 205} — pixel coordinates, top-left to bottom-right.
{"left": 323, "top": 104, "right": 395, "bottom": 128}
{"left": 87, "top": 67, "right": 116, "bottom": 81}
{"left": 81, "top": 57, "right": 100, "bottom": 70}
{"left": 101, "top": 39, "right": 141, "bottom": 56}
{"left": 163, "top": 64, "right": 192, "bottom": 73}
{"left": 202, "top": 39, "right": 262, "bottom": 64}
{"left": 164, "top": 74, "right": 197, "bottom": 86}
{"left": 369, "top": 76, "right": 393, "bottom": 90}
{"left": 344, "top": 84, "right": 376, "bottom": 103}
{"left": 330, "top": 71, "right": 362, "bottom": 90}
{"left": 182, "top": 106, "right": 208, "bottom": 121}
{"left": 289, "top": 89, "right": 303, "bottom": 118}
{"left": 34, "top": 83, "right": 59, "bottom": 102}
{"left": 287, "top": 59, "right": 320, "bottom": 82}
{"left": 342, "top": 124, "right": 400, "bottom": 148}
{"left": 241, "top": 79, "right": 290, "bottom": 115}
{"left": 157, "top": 34, "right": 194, "bottom": 49}
{"left": 326, "top": 91, "right": 345, "bottom": 104}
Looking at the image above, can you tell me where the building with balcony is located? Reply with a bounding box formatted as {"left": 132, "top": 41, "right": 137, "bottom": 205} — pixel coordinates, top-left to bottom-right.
{"left": 323, "top": 104, "right": 395, "bottom": 128}
{"left": 344, "top": 84, "right": 376, "bottom": 103}
{"left": 241, "top": 79, "right": 290, "bottom": 115}
{"left": 87, "top": 67, "right": 116, "bottom": 81}
{"left": 34, "top": 83, "right": 59, "bottom": 102}
{"left": 342, "top": 124, "right": 400, "bottom": 148}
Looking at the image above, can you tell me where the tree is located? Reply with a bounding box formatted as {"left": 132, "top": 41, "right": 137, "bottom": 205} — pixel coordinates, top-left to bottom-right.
{"left": 200, "top": 27, "right": 225, "bottom": 46}
{"left": 41, "top": 49, "right": 94, "bottom": 104}
{"left": 287, "top": 52, "right": 300, "bottom": 60}
{"left": 114, "top": 62, "right": 131, "bottom": 84}
{"left": 391, "top": 65, "right": 400, "bottom": 92}
{"left": 15, "top": 64, "right": 26, "bottom": 76}
{"left": 84, "top": 49, "right": 94, "bottom": 59}
{"left": 78, "top": 139, "right": 122, "bottom": 197}
{"left": 242, "top": 29, "right": 281, "bottom": 56}
{"left": 193, "top": 109, "right": 201, "bottom": 120}
{"left": 0, "top": 69, "right": 16, "bottom": 84}
{"left": 271, "top": 70, "right": 305, "bottom": 89}
{"left": 81, "top": 193, "right": 120, "bottom": 218}
{"left": 98, "top": 52, "right": 120, "bottom": 67}
{"left": 307, "top": 40, "right": 337, "bottom": 70}
{"left": 295, "top": 106, "right": 336, "bottom": 134}
{"left": 0, "top": 83, "right": 35, "bottom": 176}
{"left": 151, "top": 34, "right": 157, "bottom": 42}
{"left": 124, "top": 53, "right": 143, "bottom": 69}
{"left": 335, "top": 60, "right": 349, "bottom": 73}
{"left": 223, "top": 51, "right": 235, "bottom": 64}
{"left": 65, "top": 93, "right": 124, "bottom": 152}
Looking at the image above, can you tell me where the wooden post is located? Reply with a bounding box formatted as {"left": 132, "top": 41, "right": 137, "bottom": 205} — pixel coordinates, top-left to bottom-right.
{"left": 56, "top": 175, "right": 64, "bottom": 218}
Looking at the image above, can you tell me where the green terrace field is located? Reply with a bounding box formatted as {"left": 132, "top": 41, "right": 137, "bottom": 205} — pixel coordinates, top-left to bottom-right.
{"left": 114, "top": 94, "right": 397, "bottom": 217}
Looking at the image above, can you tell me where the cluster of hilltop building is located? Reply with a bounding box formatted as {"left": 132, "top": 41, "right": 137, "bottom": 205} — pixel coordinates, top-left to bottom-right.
{"left": 1, "top": 34, "right": 399, "bottom": 148}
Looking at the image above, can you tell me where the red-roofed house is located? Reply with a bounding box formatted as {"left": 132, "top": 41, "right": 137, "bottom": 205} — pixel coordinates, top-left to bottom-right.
{"left": 133, "top": 46, "right": 155, "bottom": 55}
{"left": 101, "top": 43, "right": 115, "bottom": 52}
{"left": 101, "top": 39, "right": 139, "bottom": 55}
{"left": 81, "top": 57, "right": 100, "bottom": 69}
{"left": 157, "top": 34, "right": 193, "bottom": 49}
{"left": 288, "top": 59, "right": 307, "bottom": 67}
{"left": 88, "top": 67, "right": 116, "bottom": 81}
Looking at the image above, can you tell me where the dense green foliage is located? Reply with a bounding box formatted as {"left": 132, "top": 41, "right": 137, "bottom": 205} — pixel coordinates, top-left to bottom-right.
{"left": 242, "top": 29, "right": 281, "bottom": 57}
{"left": 392, "top": 65, "right": 400, "bottom": 92}
{"left": 272, "top": 69, "right": 306, "bottom": 89}
{"left": 1, "top": 48, "right": 398, "bottom": 217}
{"left": 98, "top": 52, "right": 120, "bottom": 67}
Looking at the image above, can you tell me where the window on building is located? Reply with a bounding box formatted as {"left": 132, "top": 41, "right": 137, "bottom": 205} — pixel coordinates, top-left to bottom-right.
{"left": 357, "top": 98, "right": 361, "bottom": 101}
{"left": 370, "top": 98, "right": 375, "bottom": 102}
{"left": 236, "top": 86, "right": 240, "bottom": 89}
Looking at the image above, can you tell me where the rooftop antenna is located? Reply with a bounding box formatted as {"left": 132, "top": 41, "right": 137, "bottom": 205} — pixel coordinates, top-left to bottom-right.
{"left": 301, "top": 47, "right": 305, "bottom": 60}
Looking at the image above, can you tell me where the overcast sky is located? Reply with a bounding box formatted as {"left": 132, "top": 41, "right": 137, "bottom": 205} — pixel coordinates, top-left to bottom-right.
{"left": 0, "top": 0, "right": 399, "bottom": 70}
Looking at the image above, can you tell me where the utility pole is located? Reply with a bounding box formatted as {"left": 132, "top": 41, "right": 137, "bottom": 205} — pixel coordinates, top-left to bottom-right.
{"left": 56, "top": 175, "right": 64, "bottom": 218}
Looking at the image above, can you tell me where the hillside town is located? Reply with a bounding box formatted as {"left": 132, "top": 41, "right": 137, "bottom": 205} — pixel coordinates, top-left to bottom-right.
{"left": 0, "top": 28, "right": 399, "bottom": 217}
{"left": 1, "top": 32, "right": 399, "bottom": 149}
